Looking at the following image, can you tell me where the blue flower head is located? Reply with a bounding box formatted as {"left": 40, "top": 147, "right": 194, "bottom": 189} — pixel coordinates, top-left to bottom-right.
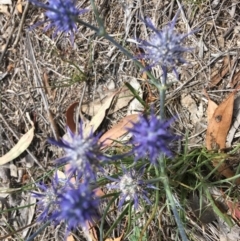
{"left": 127, "top": 112, "right": 178, "bottom": 164}
{"left": 29, "top": 0, "right": 88, "bottom": 43}
{"left": 32, "top": 173, "right": 67, "bottom": 223}
{"left": 48, "top": 123, "right": 107, "bottom": 180}
{"left": 57, "top": 182, "right": 99, "bottom": 231}
{"left": 138, "top": 11, "right": 192, "bottom": 80}
{"left": 107, "top": 166, "right": 156, "bottom": 209}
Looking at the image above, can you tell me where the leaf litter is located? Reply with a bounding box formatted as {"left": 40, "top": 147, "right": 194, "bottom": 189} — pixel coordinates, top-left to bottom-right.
{"left": 2, "top": 1, "right": 240, "bottom": 240}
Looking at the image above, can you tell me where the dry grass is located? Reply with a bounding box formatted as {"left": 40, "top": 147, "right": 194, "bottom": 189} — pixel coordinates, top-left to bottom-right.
{"left": 1, "top": 0, "right": 240, "bottom": 240}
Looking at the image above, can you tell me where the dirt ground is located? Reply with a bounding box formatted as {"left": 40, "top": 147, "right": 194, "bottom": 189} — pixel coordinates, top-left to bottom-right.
{"left": 1, "top": 0, "right": 240, "bottom": 240}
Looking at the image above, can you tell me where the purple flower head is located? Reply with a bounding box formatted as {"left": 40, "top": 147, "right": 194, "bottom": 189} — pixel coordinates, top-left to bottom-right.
{"left": 107, "top": 166, "right": 156, "bottom": 209}
{"left": 56, "top": 182, "right": 99, "bottom": 231}
{"left": 29, "top": 0, "right": 88, "bottom": 43}
{"left": 32, "top": 173, "right": 67, "bottom": 223}
{"left": 48, "top": 123, "right": 107, "bottom": 180}
{"left": 137, "top": 11, "right": 192, "bottom": 80}
{"left": 127, "top": 111, "right": 178, "bottom": 164}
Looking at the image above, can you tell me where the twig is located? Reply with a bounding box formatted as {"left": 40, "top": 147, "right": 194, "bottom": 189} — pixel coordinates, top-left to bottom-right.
{"left": 0, "top": 24, "right": 15, "bottom": 64}
{"left": 25, "top": 32, "right": 60, "bottom": 141}
{"left": 75, "top": 81, "right": 87, "bottom": 131}
{"left": 0, "top": 221, "right": 37, "bottom": 240}
{"left": 12, "top": 1, "right": 30, "bottom": 48}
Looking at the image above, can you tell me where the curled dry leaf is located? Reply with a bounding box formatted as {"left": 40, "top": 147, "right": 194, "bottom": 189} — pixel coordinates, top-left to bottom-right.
{"left": 209, "top": 56, "right": 233, "bottom": 88}
{"left": 81, "top": 87, "right": 135, "bottom": 117}
{"left": 204, "top": 89, "right": 218, "bottom": 123}
{"left": 66, "top": 87, "right": 134, "bottom": 136}
{"left": 226, "top": 200, "right": 240, "bottom": 220}
{"left": 84, "top": 91, "right": 118, "bottom": 137}
{"left": 16, "top": 0, "right": 22, "bottom": 13}
{"left": 66, "top": 235, "right": 75, "bottom": 241}
{"left": 43, "top": 71, "right": 55, "bottom": 99}
{"left": 206, "top": 90, "right": 236, "bottom": 150}
{"left": 66, "top": 101, "right": 78, "bottom": 133}
{"left": 0, "top": 117, "right": 34, "bottom": 165}
{"left": 100, "top": 114, "right": 139, "bottom": 149}
{"left": 205, "top": 87, "right": 240, "bottom": 184}
{"left": 230, "top": 70, "right": 240, "bottom": 88}
{"left": 0, "top": 5, "right": 10, "bottom": 15}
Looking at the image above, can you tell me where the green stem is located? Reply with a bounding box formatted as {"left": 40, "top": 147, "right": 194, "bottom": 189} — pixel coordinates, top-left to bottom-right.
{"left": 138, "top": 167, "right": 160, "bottom": 241}
{"left": 89, "top": 0, "right": 105, "bottom": 35}
{"left": 204, "top": 185, "right": 233, "bottom": 227}
{"left": 100, "top": 195, "right": 118, "bottom": 241}
{"left": 159, "top": 85, "right": 167, "bottom": 120}
{"left": 103, "top": 34, "right": 159, "bottom": 87}
{"left": 73, "top": 20, "right": 159, "bottom": 88}
{"left": 159, "top": 156, "right": 188, "bottom": 241}
{"left": 104, "top": 204, "right": 129, "bottom": 239}
{"left": 25, "top": 221, "right": 51, "bottom": 241}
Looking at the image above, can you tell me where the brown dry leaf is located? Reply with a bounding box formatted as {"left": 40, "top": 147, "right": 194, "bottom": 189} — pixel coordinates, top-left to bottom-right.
{"left": 66, "top": 235, "right": 75, "bottom": 241}
{"left": 43, "top": 71, "right": 55, "bottom": 99}
{"left": 226, "top": 200, "right": 240, "bottom": 219}
{"left": 204, "top": 89, "right": 218, "bottom": 123}
{"left": 209, "top": 56, "right": 232, "bottom": 88}
{"left": 211, "top": 159, "right": 240, "bottom": 185}
{"left": 205, "top": 88, "right": 240, "bottom": 184}
{"left": 207, "top": 99, "right": 218, "bottom": 123}
{"left": 66, "top": 101, "right": 79, "bottom": 133}
{"left": 206, "top": 91, "right": 236, "bottom": 150}
{"left": 230, "top": 70, "right": 240, "bottom": 88}
{"left": 84, "top": 91, "right": 118, "bottom": 136}
{"left": 0, "top": 116, "right": 34, "bottom": 165}
{"left": 7, "top": 63, "right": 14, "bottom": 72}
{"left": 99, "top": 114, "right": 139, "bottom": 149}
{"left": 16, "top": 0, "right": 22, "bottom": 13}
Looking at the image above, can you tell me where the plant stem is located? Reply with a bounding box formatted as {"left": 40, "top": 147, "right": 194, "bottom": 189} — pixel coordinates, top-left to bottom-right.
{"left": 73, "top": 20, "right": 160, "bottom": 88}
{"left": 25, "top": 221, "right": 51, "bottom": 241}
{"left": 159, "top": 155, "right": 188, "bottom": 241}
{"left": 89, "top": 0, "right": 105, "bottom": 35}
{"left": 157, "top": 69, "right": 188, "bottom": 239}
{"left": 159, "top": 85, "right": 167, "bottom": 120}
{"left": 138, "top": 167, "right": 160, "bottom": 241}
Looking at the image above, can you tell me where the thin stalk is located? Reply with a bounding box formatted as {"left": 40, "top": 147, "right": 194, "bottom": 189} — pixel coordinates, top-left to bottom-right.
{"left": 104, "top": 204, "right": 129, "bottom": 239}
{"left": 25, "top": 221, "right": 51, "bottom": 241}
{"left": 126, "top": 203, "right": 132, "bottom": 236}
{"left": 138, "top": 167, "right": 160, "bottom": 241}
{"left": 158, "top": 156, "right": 188, "bottom": 241}
{"left": 159, "top": 85, "right": 167, "bottom": 120}
{"left": 89, "top": 0, "right": 105, "bottom": 35}
{"left": 103, "top": 33, "right": 159, "bottom": 87}
{"left": 100, "top": 195, "right": 118, "bottom": 241}
{"left": 73, "top": 18, "right": 159, "bottom": 88}
{"left": 204, "top": 186, "right": 233, "bottom": 227}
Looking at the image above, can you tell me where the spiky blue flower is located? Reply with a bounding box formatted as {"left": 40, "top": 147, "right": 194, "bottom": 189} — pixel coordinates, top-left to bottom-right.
{"left": 107, "top": 166, "right": 156, "bottom": 209}
{"left": 48, "top": 123, "right": 107, "bottom": 180}
{"left": 137, "top": 11, "right": 192, "bottom": 80}
{"left": 56, "top": 182, "right": 99, "bottom": 231}
{"left": 127, "top": 112, "right": 178, "bottom": 164}
{"left": 32, "top": 173, "right": 67, "bottom": 223}
{"left": 29, "top": 0, "right": 88, "bottom": 43}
